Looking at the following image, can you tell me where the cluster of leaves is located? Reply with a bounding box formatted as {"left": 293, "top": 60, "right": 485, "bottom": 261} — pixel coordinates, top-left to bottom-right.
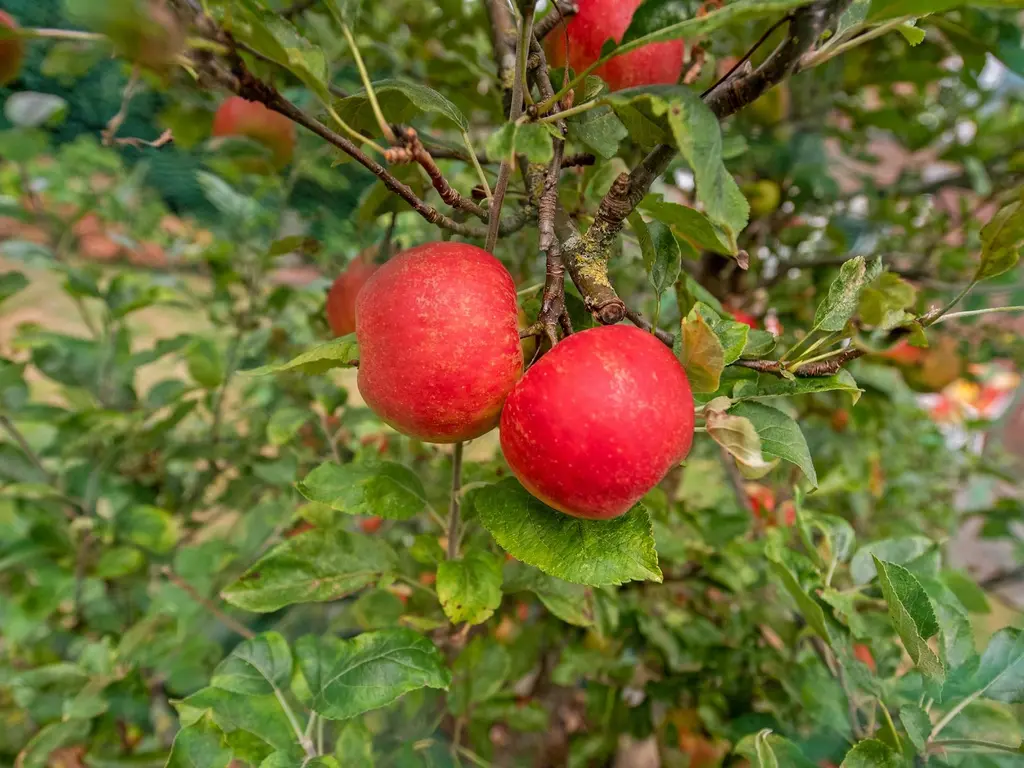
{"left": 1, "top": 0, "right": 1024, "bottom": 767}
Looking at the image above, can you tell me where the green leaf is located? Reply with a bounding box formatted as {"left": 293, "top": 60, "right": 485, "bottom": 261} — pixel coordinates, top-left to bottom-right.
{"left": 449, "top": 637, "right": 511, "bottom": 715}
{"left": 868, "top": 0, "right": 1000, "bottom": 22}
{"left": 859, "top": 272, "right": 918, "bottom": 329}
{"left": 814, "top": 256, "right": 883, "bottom": 332}
{"left": 186, "top": 337, "right": 225, "bottom": 389}
{"left": 767, "top": 554, "right": 830, "bottom": 641}
{"left": 662, "top": 89, "right": 749, "bottom": 244}
{"left": 920, "top": 576, "right": 976, "bottom": 670}
{"left": 900, "top": 704, "right": 932, "bottom": 753}
{"left": 119, "top": 505, "right": 180, "bottom": 555}
{"left": 166, "top": 712, "right": 233, "bottom": 768}
{"left": 437, "top": 549, "right": 503, "bottom": 626}
{"left": 566, "top": 106, "right": 627, "bottom": 159}
{"left": 15, "top": 719, "right": 91, "bottom": 768}
{"left": 677, "top": 309, "right": 726, "bottom": 393}
{"left": 743, "top": 329, "right": 778, "bottom": 359}
{"left": 475, "top": 479, "right": 662, "bottom": 587}
{"left": 296, "top": 461, "right": 427, "bottom": 521}
{"left": 4, "top": 92, "right": 68, "bottom": 129}
{"left": 246, "top": 335, "right": 359, "bottom": 376}
{"left": 729, "top": 402, "right": 817, "bottom": 486}
{"left": 735, "top": 729, "right": 818, "bottom": 768}
{"left": 336, "top": 79, "right": 468, "bottom": 133}
{"left": 631, "top": 215, "right": 682, "bottom": 296}
{"left": 839, "top": 739, "right": 902, "bottom": 767}
{"left": 515, "top": 123, "right": 555, "bottom": 164}
{"left": 0, "top": 271, "right": 29, "bottom": 305}
{"left": 485, "top": 122, "right": 553, "bottom": 164}
{"left": 222, "top": 529, "right": 398, "bottom": 613}
{"left": 196, "top": 172, "right": 262, "bottom": 221}
{"left": 485, "top": 122, "right": 516, "bottom": 161}
{"left": 705, "top": 401, "right": 778, "bottom": 479}
{"left": 941, "top": 569, "right": 991, "bottom": 614}
{"left": 93, "top": 546, "right": 145, "bottom": 579}
{"left": 873, "top": 557, "right": 944, "bottom": 681}
{"left": 296, "top": 629, "right": 451, "bottom": 720}
{"left": 503, "top": 562, "right": 595, "bottom": 627}
{"left": 176, "top": 687, "right": 297, "bottom": 758}
{"left": 211, "top": 632, "right": 293, "bottom": 696}
{"left": 897, "top": 22, "right": 926, "bottom": 45}
{"left": 640, "top": 196, "right": 735, "bottom": 255}
{"left": 970, "top": 628, "right": 1024, "bottom": 703}
{"left": 335, "top": 719, "right": 375, "bottom": 766}
{"left": 850, "top": 536, "right": 933, "bottom": 584}
{"left": 695, "top": 304, "right": 749, "bottom": 365}
{"left": 259, "top": 753, "right": 313, "bottom": 768}
{"left": 732, "top": 370, "right": 862, "bottom": 405}
{"left": 267, "top": 407, "right": 311, "bottom": 447}
{"left": 622, "top": 0, "right": 815, "bottom": 47}
{"left": 975, "top": 189, "right": 1024, "bottom": 282}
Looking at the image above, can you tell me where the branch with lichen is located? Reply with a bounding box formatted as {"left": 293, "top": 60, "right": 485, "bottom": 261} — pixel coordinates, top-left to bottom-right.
{"left": 563, "top": 0, "right": 851, "bottom": 328}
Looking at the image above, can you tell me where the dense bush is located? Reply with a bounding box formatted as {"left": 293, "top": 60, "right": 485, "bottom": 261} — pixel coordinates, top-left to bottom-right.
{"left": 0, "top": 1, "right": 1023, "bottom": 767}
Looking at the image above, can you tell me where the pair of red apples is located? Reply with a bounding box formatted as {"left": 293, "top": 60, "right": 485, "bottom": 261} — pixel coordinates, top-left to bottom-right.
{"left": 329, "top": 242, "right": 696, "bottom": 521}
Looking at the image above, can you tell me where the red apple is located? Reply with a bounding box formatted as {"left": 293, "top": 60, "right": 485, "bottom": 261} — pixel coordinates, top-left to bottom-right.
{"left": 0, "top": 12, "right": 24, "bottom": 86}
{"left": 854, "top": 643, "right": 876, "bottom": 673}
{"left": 880, "top": 339, "right": 925, "bottom": 365}
{"left": 327, "top": 253, "right": 378, "bottom": 337}
{"left": 500, "top": 325, "right": 694, "bottom": 520}
{"left": 746, "top": 483, "right": 776, "bottom": 520}
{"left": 731, "top": 309, "right": 759, "bottom": 329}
{"left": 545, "top": 0, "right": 685, "bottom": 92}
{"left": 356, "top": 242, "right": 523, "bottom": 443}
{"left": 211, "top": 97, "right": 296, "bottom": 168}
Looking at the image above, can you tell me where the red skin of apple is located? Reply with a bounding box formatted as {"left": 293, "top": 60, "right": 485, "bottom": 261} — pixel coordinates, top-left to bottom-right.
{"left": 326, "top": 257, "right": 378, "bottom": 337}
{"left": 880, "top": 339, "right": 926, "bottom": 365}
{"left": 500, "top": 325, "right": 695, "bottom": 520}
{"left": 0, "top": 12, "right": 24, "bottom": 86}
{"left": 854, "top": 643, "right": 877, "bottom": 673}
{"left": 545, "top": 0, "right": 684, "bottom": 92}
{"left": 360, "top": 516, "right": 383, "bottom": 534}
{"left": 211, "top": 97, "right": 296, "bottom": 168}
{"left": 731, "top": 309, "right": 759, "bottom": 329}
{"left": 356, "top": 242, "right": 523, "bottom": 443}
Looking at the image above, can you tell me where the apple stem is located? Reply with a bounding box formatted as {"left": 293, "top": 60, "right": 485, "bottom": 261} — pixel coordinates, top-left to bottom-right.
{"left": 447, "top": 441, "right": 465, "bottom": 560}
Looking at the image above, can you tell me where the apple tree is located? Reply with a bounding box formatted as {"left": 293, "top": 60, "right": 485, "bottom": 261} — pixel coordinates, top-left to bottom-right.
{"left": 1, "top": 0, "right": 1024, "bottom": 766}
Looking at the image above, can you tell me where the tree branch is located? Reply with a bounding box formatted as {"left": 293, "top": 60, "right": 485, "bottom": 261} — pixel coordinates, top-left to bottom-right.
{"left": 534, "top": 1, "right": 579, "bottom": 42}
{"left": 163, "top": 566, "right": 255, "bottom": 639}
{"left": 177, "top": 2, "right": 529, "bottom": 239}
{"left": 385, "top": 126, "right": 489, "bottom": 219}
{"left": 565, "top": 0, "right": 851, "bottom": 325}
{"left": 486, "top": 2, "right": 535, "bottom": 252}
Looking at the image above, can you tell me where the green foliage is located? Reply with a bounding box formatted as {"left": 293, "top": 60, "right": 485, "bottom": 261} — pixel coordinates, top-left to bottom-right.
{"left": 0, "top": 0, "right": 1022, "bottom": 766}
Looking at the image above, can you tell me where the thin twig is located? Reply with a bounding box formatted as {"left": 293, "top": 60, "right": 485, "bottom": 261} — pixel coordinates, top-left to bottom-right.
{"left": 486, "top": 3, "right": 534, "bottom": 253}
{"left": 180, "top": 4, "right": 529, "bottom": 239}
{"left": 161, "top": 566, "right": 255, "bottom": 640}
{"left": 534, "top": 1, "right": 578, "bottom": 42}
{"left": 340, "top": 21, "right": 397, "bottom": 144}
{"left": 385, "top": 127, "right": 488, "bottom": 218}
{"left": 802, "top": 15, "right": 914, "bottom": 69}
{"left": 446, "top": 442, "right": 464, "bottom": 560}
{"left": 0, "top": 414, "right": 56, "bottom": 485}
{"left": 933, "top": 305, "right": 1024, "bottom": 324}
